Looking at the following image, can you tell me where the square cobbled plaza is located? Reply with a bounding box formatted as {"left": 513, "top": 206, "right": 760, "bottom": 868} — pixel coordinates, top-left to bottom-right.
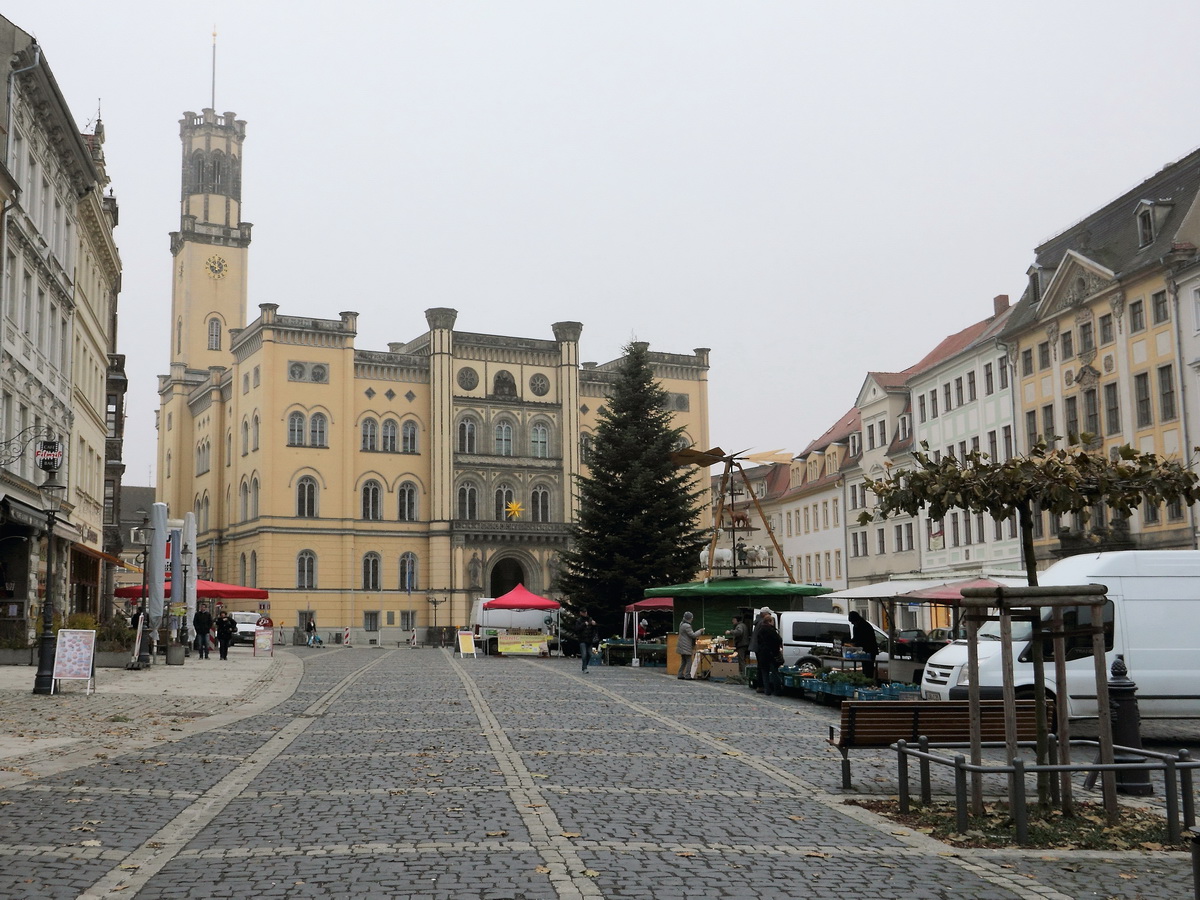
{"left": 0, "top": 648, "right": 1192, "bottom": 899}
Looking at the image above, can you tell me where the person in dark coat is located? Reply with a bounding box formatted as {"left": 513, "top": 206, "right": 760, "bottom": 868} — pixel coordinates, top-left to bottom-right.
{"left": 756, "top": 613, "right": 784, "bottom": 696}
{"left": 579, "top": 614, "right": 597, "bottom": 673}
{"left": 193, "top": 603, "right": 213, "bottom": 659}
{"left": 214, "top": 610, "right": 237, "bottom": 660}
{"left": 676, "top": 611, "right": 704, "bottom": 679}
{"left": 748, "top": 607, "right": 774, "bottom": 692}
{"left": 847, "top": 610, "right": 880, "bottom": 682}
{"left": 726, "top": 615, "right": 750, "bottom": 674}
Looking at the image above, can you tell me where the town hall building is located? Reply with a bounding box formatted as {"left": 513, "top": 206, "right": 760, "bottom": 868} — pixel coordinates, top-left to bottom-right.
{"left": 155, "top": 107, "right": 711, "bottom": 644}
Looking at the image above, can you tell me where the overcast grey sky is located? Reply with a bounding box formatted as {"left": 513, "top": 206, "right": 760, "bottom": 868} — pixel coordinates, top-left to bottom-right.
{"left": 11, "top": 1, "right": 1200, "bottom": 484}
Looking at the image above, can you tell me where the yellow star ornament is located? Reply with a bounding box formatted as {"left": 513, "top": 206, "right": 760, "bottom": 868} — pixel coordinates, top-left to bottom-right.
{"left": 505, "top": 500, "right": 524, "bottom": 520}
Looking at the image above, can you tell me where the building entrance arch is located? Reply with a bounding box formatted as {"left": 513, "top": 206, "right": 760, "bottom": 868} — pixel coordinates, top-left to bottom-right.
{"left": 489, "top": 558, "right": 526, "bottom": 598}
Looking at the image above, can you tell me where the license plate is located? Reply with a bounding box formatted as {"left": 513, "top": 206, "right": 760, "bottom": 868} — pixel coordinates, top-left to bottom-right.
{"left": 922, "top": 690, "right": 939, "bottom": 700}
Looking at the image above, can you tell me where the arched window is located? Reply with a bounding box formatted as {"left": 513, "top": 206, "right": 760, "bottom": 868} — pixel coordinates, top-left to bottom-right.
{"left": 580, "top": 433, "right": 593, "bottom": 464}
{"left": 241, "top": 420, "right": 249, "bottom": 456}
{"left": 457, "top": 419, "right": 476, "bottom": 453}
{"left": 249, "top": 550, "right": 257, "bottom": 587}
{"left": 532, "top": 486, "right": 551, "bottom": 523}
{"left": 402, "top": 420, "right": 418, "bottom": 453}
{"left": 362, "top": 479, "right": 382, "bottom": 520}
{"left": 495, "top": 483, "right": 515, "bottom": 520}
{"left": 297, "top": 550, "right": 317, "bottom": 589}
{"left": 211, "top": 150, "right": 225, "bottom": 190}
{"left": 176, "top": 319, "right": 182, "bottom": 354}
{"left": 457, "top": 481, "right": 478, "bottom": 520}
{"left": 310, "top": 413, "right": 327, "bottom": 448}
{"left": 288, "top": 412, "right": 306, "bottom": 446}
{"left": 398, "top": 481, "right": 418, "bottom": 521}
{"left": 166, "top": 451, "right": 171, "bottom": 478}
{"left": 362, "top": 552, "right": 381, "bottom": 591}
{"left": 297, "top": 476, "right": 318, "bottom": 517}
{"left": 208, "top": 318, "right": 222, "bottom": 351}
{"left": 226, "top": 430, "right": 232, "bottom": 461}
{"left": 239, "top": 481, "right": 249, "bottom": 521}
{"left": 361, "top": 418, "right": 378, "bottom": 451}
{"left": 250, "top": 478, "right": 260, "bottom": 518}
{"left": 382, "top": 419, "right": 398, "bottom": 453}
{"left": 190, "top": 150, "right": 205, "bottom": 191}
{"left": 252, "top": 415, "right": 260, "bottom": 451}
{"left": 531, "top": 423, "right": 549, "bottom": 458}
{"left": 202, "top": 495, "right": 210, "bottom": 532}
{"left": 399, "top": 552, "right": 417, "bottom": 592}
{"left": 494, "top": 421, "right": 513, "bottom": 456}
{"left": 239, "top": 553, "right": 247, "bottom": 584}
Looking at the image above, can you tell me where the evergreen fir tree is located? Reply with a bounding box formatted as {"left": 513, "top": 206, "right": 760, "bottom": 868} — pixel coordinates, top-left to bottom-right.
{"left": 556, "top": 341, "right": 707, "bottom": 635}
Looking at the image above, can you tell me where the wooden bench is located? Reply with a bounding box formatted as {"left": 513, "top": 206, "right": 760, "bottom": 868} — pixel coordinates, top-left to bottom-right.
{"left": 828, "top": 699, "right": 1051, "bottom": 789}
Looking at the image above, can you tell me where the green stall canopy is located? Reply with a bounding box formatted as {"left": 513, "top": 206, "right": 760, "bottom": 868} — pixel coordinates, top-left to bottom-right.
{"left": 643, "top": 577, "right": 834, "bottom": 599}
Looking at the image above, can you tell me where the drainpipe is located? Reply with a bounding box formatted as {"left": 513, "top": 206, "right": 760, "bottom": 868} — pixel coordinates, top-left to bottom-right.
{"left": 1165, "top": 272, "right": 1198, "bottom": 549}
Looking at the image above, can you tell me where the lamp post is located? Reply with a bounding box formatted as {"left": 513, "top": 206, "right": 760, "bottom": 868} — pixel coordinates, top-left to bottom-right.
{"left": 428, "top": 592, "right": 447, "bottom": 647}
{"left": 135, "top": 509, "right": 152, "bottom": 668}
{"left": 32, "top": 472, "right": 66, "bottom": 695}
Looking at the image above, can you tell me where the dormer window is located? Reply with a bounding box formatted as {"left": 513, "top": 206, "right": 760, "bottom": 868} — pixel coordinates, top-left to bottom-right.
{"left": 1138, "top": 208, "right": 1154, "bottom": 246}
{"left": 849, "top": 432, "right": 861, "bottom": 456}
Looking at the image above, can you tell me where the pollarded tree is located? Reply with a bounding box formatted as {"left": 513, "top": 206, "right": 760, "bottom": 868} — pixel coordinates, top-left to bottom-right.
{"left": 556, "top": 342, "right": 708, "bottom": 635}
{"left": 860, "top": 439, "right": 1200, "bottom": 585}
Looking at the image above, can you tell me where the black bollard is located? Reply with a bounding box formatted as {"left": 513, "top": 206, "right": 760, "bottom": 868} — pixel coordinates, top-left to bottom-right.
{"left": 1109, "top": 656, "right": 1153, "bottom": 796}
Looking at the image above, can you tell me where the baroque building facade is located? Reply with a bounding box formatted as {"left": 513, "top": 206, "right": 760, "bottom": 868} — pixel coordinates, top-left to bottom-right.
{"left": 0, "top": 19, "right": 125, "bottom": 641}
{"left": 156, "top": 108, "right": 710, "bottom": 644}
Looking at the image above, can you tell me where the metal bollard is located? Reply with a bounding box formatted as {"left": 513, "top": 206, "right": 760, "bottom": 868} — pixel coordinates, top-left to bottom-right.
{"left": 897, "top": 740, "right": 910, "bottom": 813}
{"left": 1108, "top": 656, "right": 1153, "bottom": 796}
{"left": 1191, "top": 826, "right": 1200, "bottom": 900}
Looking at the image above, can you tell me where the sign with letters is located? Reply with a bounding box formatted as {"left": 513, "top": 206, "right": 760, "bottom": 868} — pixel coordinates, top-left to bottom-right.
{"left": 35, "top": 441, "right": 64, "bottom": 472}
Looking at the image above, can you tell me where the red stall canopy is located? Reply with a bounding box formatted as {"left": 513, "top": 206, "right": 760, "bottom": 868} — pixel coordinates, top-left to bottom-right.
{"left": 483, "top": 584, "right": 560, "bottom": 611}
{"left": 114, "top": 578, "right": 269, "bottom": 600}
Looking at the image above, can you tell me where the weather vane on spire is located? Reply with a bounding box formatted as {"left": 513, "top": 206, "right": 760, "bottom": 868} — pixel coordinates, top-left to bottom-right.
{"left": 211, "top": 25, "right": 217, "bottom": 110}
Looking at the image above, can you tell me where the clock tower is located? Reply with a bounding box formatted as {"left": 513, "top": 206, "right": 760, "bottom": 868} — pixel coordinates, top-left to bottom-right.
{"left": 168, "top": 108, "right": 253, "bottom": 368}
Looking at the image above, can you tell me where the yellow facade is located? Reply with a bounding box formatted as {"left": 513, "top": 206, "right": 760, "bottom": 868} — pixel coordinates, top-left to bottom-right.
{"left": 1013, "top": 257, "right": 1192, "bottom": 557}
{"left": 156, "top": 109, "right": 710, "bottom": 643}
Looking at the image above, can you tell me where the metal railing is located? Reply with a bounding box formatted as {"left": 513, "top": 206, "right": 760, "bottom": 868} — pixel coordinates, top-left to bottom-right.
{"left": 892, "top": 736, "right": 1196, "bottom": 844}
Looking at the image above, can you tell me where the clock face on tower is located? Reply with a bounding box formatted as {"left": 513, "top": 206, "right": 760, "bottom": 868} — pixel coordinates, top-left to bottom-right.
{"left": 206, "top": 255, "right": 228, "bottom": 279}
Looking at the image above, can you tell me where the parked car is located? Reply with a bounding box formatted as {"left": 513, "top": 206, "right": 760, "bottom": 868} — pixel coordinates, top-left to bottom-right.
{"left": 927, "top": 626, "right": 966, "bottom": 643}
{"left": 890, "top": 628, "right": 949, "bottom": 663}
{"left": 231, "top": 611, "right": 259, "bottom": 645}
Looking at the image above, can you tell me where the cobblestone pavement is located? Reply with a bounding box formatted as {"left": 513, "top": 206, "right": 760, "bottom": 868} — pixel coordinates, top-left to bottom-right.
{"left": 0, "top": 649, "right": 1193, "bottom": 898}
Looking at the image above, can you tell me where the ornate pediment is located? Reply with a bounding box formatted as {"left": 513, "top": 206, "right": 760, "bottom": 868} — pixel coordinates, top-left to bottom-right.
{"left": 1038, "top": 251, "right": 1118, "bottom": 319}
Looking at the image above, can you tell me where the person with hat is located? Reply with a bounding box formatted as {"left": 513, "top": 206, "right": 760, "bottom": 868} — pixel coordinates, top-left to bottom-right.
{"left": 677, "top": 611, "right": 704, "bottom": 679}
{"left": 726, "top": 614, "right": 750, "bottom": 673}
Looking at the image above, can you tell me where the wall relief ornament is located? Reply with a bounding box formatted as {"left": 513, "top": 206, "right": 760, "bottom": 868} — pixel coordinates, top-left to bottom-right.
{"left": 1103, "top": 354, "right": 1115, "bottom": 374}
{"left": 1064, "top": 369, "right": 1074, "bottom": 387}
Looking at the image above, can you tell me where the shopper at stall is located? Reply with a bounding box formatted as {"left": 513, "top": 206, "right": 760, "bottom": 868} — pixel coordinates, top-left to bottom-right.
{"left": 726, "top": 614, "right": 750, "bottom": 673}
{"left": 748, "top": 607, "right": 773, "bottom": 692}
{"left": 847, "top": 610, "right": 879, "bottom": 683}
{"left": 756, "top": 612, "right": 784, "bottom": 696}
{"left": 676, "top": 611, "right": 704, "bottom": 679}
{"left": 637, "top": 619, "right": 649, "bottom": 640}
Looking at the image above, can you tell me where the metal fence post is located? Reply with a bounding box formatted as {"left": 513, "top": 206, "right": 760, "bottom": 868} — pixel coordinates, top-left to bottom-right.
{"left": 1012, "top": 758, "right": 1028, "bottom": 844}
{"left": 918, "top": 735, "right": 932, "bottom": 807}
{"left": 897, "top": 740, "right": 910, "bottom": 813}
{"left": 1165, "top": 758, "right": 1181, "bottom": 844}
{"left": 954, "top": 755, "right": 969, "bottom": 834}
{"left": 1181, "top": 750, "right": 1195, "bottom": 829}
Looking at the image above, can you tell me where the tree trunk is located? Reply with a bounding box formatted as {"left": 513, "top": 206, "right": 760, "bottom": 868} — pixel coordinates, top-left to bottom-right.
{"left": 1018, "top": 500, "right": 1038, "bottom": 586}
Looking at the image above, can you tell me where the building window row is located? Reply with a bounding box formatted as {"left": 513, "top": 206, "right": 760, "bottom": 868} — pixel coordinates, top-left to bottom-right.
{"left": 361, "top": 417, "right": 419, "bottom": 453}
{"left": 455, "top": 480, "right": 555, "bottom": 522}
{"left": 456, "top": 416, "right": 553, "bottom": 458}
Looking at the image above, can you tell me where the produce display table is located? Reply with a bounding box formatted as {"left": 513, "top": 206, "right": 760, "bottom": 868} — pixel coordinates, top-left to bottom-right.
{"left": 601, "top": 640, "right": 667, "bottom": 666}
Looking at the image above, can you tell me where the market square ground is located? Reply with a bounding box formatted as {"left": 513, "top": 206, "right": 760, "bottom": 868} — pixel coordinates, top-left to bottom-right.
{"left": 0, "top": 646, "right": 1194, "bottom": 899}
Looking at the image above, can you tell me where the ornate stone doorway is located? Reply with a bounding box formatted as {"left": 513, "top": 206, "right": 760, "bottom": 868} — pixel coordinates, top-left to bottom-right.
{"left": 489, "top": 558, "right": 525, "bottom": 598}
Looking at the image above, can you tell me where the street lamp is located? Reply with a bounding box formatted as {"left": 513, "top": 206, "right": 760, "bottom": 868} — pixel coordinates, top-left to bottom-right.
{"left": 135, "top": 509, "right": 152, "bottom": 668}
{"left": 32, "top": 472, "right": 66, "bottom": 695}
{"left": 428, "top": 592, "right": 447, "bottom": 647}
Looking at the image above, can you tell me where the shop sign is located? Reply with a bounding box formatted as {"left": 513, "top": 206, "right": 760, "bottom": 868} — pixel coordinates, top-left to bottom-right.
{"left": 35, "top": 441, "right": 64, "bottom": 472}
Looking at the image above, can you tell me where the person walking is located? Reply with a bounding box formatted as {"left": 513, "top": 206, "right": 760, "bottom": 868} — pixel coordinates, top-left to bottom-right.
{"left": 214, "top": 610, "right": 237, "bottom": 660}
{"left": 847, "top": 610, "right": 880, "bottom": 683}
{"left": 756, "top": 612, "right": 784, "bottom": 696}
{"left": 677, "top": 611, "right": 704, "bottom": 679}
{"left": 192, "top": 603, "right": 213, "bottom": 659}
{"left": 579, "top": 614, "right": 597, "bottom": 673}
{"left": 305, "top": 616, "right": 317, "bottom": 648}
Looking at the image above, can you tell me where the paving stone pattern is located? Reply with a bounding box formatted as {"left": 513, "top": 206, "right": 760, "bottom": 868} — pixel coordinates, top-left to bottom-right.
{"left": 0, "top": 649, "right": 1193, "bottom": 898}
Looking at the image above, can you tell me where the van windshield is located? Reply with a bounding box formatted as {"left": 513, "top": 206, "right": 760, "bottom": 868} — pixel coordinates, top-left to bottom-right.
{"left": 974, "top": 601, "right": 1114, "bottom": 657}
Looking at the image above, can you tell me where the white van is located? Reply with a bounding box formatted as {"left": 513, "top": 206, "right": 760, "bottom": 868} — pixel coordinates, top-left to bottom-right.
{"left": 775, "top": 611, "right": 890, "bottom": 674}
{"left": 920, "top": 551, "right": 1200, "bottom": 718}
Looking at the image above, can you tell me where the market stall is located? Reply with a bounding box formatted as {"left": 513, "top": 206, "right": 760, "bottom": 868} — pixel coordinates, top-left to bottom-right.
{"left": 480, "top": 585, "right": 560, "bottom": 656}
